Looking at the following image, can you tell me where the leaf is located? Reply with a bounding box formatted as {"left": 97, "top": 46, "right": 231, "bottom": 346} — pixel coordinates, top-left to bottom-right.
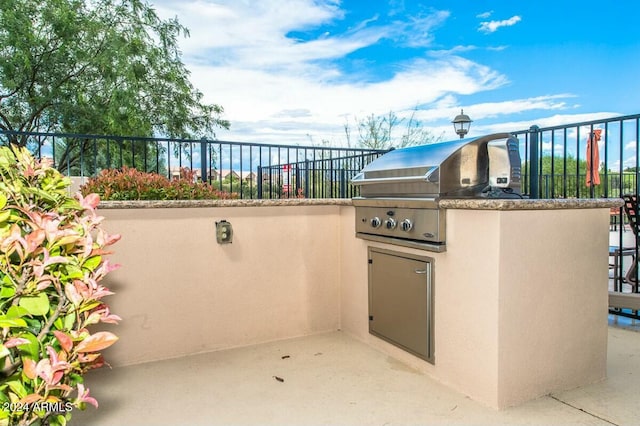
{"left": 63, "top": 313, "right": 75, "bottom": 330}
{"left": 17, "top": 333, "right": 39, "bottom": 359}
{"left": 79, "top": 193, "right": 100, "bottom": 210}
{"left": 0, "top": 315, "right": 27, "bottom": 328}
{"left": 78, "top": 301, "right": 100, "bottom": 313}
{"left": 63, "top": 264, "right": 84, "bottom": 280}
{"left": 0, "top": 285, "right": 16, "bottom": 301}
{"left": 6, "top": 305, "right": 29, "bottom": 319}
{"left": 55, "top": 234, "right": 82, "bottom": 247}
{"left": 3, "top": 338, "right": 30, "bottom": 348}
{"left": 19, "top": 293, "right": 50, "bottom": 316}
{"left": 48, "top": 414, "right": 68, "bottom": 426}
{"left": 24, "top": 187, "right": 57, "bottom": 203}
{"left": 53, "top": 330, "right": 73, "bottom": 352}
{"left": 54, "top": 317, "right": 64, "bottom": 330}
{"left": 22, "top": 357, "right": 37, "bottom": 380}
{"left": 0, "top": 193, "right": 6, "bottom": 209}
{"left": 75, "top": 331, "right": 119, "bottom": 353}
{"left": 6, "top": 379, "right": 28, "bottom": 399}
{"left": 82, "top": 255, "right": 102, "bottom": 271}
{"left": 20, "top": 393, "right": 42, "bottom": 405}
{"left": 0, "top": 210, "right": 10, "bottom": 223}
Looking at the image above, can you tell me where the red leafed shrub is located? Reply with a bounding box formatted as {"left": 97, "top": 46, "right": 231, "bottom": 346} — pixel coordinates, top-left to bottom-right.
{"left": 80, "top": 166, "right": 238, "bottom": 200}
{"left": 0, "top": 146, "right": 121, "bottom": 425}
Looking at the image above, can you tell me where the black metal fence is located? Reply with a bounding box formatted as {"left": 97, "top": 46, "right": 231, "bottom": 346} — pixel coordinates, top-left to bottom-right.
{"left": 3, "top": 113, "right": 640, "bottom": 201}
{"left": 0, "top": 130, "right": 386, "bottom": 199}
{"left": 511, "top": 113, "right": 640, "bottom": 200}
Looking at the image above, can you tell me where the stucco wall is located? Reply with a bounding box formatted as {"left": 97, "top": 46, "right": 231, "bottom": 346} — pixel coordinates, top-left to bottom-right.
{"left": 495, "top": 208, "right": 609, "bottom": 407}
{"left": 339, "top": 206, "right": 609, "bottom": 409}
{"left": 96, "top": 201, "right": 611, "bottom": 409}
{"left": 98, "top": 205, "right": 342, "bottom": 366}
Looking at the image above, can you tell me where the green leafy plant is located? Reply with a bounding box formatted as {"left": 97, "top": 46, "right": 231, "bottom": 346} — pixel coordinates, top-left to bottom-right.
{"left": 80, "top": 166, "right": 238, "bottom": 200}
{"left": 0, "top": 146, "right": 121, "bottom": 426}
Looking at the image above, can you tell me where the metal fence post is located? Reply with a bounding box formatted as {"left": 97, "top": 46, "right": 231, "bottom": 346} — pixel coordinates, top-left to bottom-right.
{"left": 295, "top": 165, "right": 301, "bottom": 196}
{"left": 200, "top": 137, "right": 208, "bottom": 183}
{"left": 257, "top": 166, "right": 263, "bottom": 199}
{"left": 529, "top": 125, "right": 540, "bottom": 199}
{"left": 304, "top": 160, "right": 310, "bottom": 198}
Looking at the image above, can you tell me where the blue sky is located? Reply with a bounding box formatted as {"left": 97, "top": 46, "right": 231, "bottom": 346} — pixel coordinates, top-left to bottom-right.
{"left": 153, "top": 0, "right": 640, "bottom": 146}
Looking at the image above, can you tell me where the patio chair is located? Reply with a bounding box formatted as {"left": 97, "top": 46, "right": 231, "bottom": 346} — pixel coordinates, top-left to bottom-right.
{"left": 620, "top": 194, "right": 640, "bottom": 292}
{"left": 610, "top": 207, "right": 626, "bottom": 231}
{"left": 623, "top": 194, "right": 639, "bottom": 235}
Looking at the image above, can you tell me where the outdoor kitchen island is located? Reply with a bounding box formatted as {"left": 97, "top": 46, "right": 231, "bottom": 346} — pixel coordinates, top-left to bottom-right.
{"left": 340, "top": 197, "right": 622, "bottom": 410}
{"left": 95, "top": 195, "right": 620, "bottom": 413}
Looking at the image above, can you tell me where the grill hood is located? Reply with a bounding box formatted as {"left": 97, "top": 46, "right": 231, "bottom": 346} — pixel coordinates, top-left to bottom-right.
{"left": 351, "top": 133, "right": 521, "bottom": 199}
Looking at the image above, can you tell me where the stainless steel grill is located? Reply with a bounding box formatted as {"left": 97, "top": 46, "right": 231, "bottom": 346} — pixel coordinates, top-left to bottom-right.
{"left": 352, "top": 133, "right": 522, "bottom": 251}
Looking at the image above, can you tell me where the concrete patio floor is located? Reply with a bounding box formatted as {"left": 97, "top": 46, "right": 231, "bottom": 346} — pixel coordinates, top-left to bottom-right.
{"left": 73, "top": 318, "right": 640, "bottom": 426}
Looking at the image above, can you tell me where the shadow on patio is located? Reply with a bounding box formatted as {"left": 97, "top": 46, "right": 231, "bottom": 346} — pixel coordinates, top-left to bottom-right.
{"left": 74, "top": 319, "right": 640, "bottom": 426}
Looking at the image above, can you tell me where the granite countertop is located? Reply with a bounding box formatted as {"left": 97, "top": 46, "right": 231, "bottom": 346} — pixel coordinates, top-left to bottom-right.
{"left": 438, "top": 197, "right": 623, "bottom": 210}
{"left": 98, "top": 198, "right": 352, "bottom": 209}
{"left": 98, "top": 197, "right": 623, "bottom": 210}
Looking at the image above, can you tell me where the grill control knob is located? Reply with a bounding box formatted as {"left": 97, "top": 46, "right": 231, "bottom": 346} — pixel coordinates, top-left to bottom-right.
{"left": 400, "top": 219, "right": 413, "bottom": 232}
{"left": 385, "top": 218, "right": 397, "bottom": 230}
{"left": 370, "top": 217, "right": 381, "bottom": 228}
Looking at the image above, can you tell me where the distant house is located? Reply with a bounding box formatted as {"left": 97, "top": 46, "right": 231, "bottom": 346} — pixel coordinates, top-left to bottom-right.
{"left": 170, "top": 167, "right": 259, "bottom": 184}
{"left": 211, "top": 169, "right": 256, "bottom": 183}
{"left": 169, "top": 167, "right": 201, "bottom": 181}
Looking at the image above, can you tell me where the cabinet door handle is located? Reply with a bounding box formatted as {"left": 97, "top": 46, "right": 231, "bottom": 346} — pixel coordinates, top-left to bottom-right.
{"left": 414, "top": 269, "right": 428, "bottom": 274}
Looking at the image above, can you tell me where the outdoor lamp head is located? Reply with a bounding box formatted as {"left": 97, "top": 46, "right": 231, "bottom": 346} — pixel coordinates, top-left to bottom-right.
{"left": 452, "top": 109, "right": 473, "bottom": 139}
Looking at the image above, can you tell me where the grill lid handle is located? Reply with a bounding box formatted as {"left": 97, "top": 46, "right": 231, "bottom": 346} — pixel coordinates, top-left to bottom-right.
{"left": 351, "top": 167, "right": 438, "bottom": 186}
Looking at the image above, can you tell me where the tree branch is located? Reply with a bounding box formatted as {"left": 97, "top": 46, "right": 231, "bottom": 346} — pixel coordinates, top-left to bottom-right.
{"left": 37, "top": 287, "right": 66, "bottom": 341}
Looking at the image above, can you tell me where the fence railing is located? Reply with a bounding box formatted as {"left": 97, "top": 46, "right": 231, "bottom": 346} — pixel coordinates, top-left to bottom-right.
{"left": 3, "top": 113, "right": 640, "bottom": 202}
{"left": 511, "top": 113, "right": 640, "bottom": 199}
{"left": 0, "top": 130, "right": 387, "bottom": 199}
{"left": 535, "top": 172, "right": 639, "bottom": 200}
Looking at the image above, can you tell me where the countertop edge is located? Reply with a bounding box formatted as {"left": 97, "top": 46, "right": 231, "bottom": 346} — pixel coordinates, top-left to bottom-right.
{"left": 437, "top": 198, "right": 624, "bottom": 210}
{"left": 97, "top": 197, "right": 623, "bottom": 210}
{"left": 97, "top": 198, "right": 353, "bottom": 209}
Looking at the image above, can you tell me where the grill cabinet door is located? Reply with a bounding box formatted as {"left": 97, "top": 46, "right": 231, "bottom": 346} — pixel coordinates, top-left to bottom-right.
{"left": 368, "top": 247, "right": 434, "bottom": 363}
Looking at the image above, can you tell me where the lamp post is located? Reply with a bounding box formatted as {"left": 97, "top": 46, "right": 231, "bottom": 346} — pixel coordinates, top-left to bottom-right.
{"left": 452, "top": 109, "right": 472, "bottom": 139}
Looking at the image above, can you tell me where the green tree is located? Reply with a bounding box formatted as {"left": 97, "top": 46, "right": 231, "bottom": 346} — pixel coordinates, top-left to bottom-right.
{"left": 344, "top": 109, "right": 444, "bottom": 150}
{"left": 535, "top": 155, "right": 586, "bottom": 198}
{"left": 0, "top": 0, "right": 229, "bottom": 172}
{"left": 528, "top": 154, "right": 623, "bottom": 198}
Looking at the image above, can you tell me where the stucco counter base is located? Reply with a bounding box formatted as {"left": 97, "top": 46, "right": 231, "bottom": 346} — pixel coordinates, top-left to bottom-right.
{"left": 340, "top": 199, "right": 618, "bottom": 409}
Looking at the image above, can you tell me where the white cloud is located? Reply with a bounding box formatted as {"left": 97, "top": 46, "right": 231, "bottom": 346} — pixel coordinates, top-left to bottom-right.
{"left": 430, "top": 45, "right": 478, "bottom": 56}
{"left": 397, "top": 11, "right": 450, "bottom": 47}
{"left": 187, "top": 47, "right": 511, "bottom": 142}
{"left": 624, "top": 156, "right": 637, "bottom": 168}
{"left": 478, "top": 16, "right": 522, "bottom": 34}
{"left": 149, "top": 1, "right": 602, "bottom": 145}
{"left": 476, "top": 11, "right": 493, "bottom": 19}
{"left": 609, "top": 158, "right": 638, "bottom": 170}
{"left": 467, "top": 112, "right": 618, "bottom": 138}
{"left": 541, "top": 141, "right": 566, "bottom": 155}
